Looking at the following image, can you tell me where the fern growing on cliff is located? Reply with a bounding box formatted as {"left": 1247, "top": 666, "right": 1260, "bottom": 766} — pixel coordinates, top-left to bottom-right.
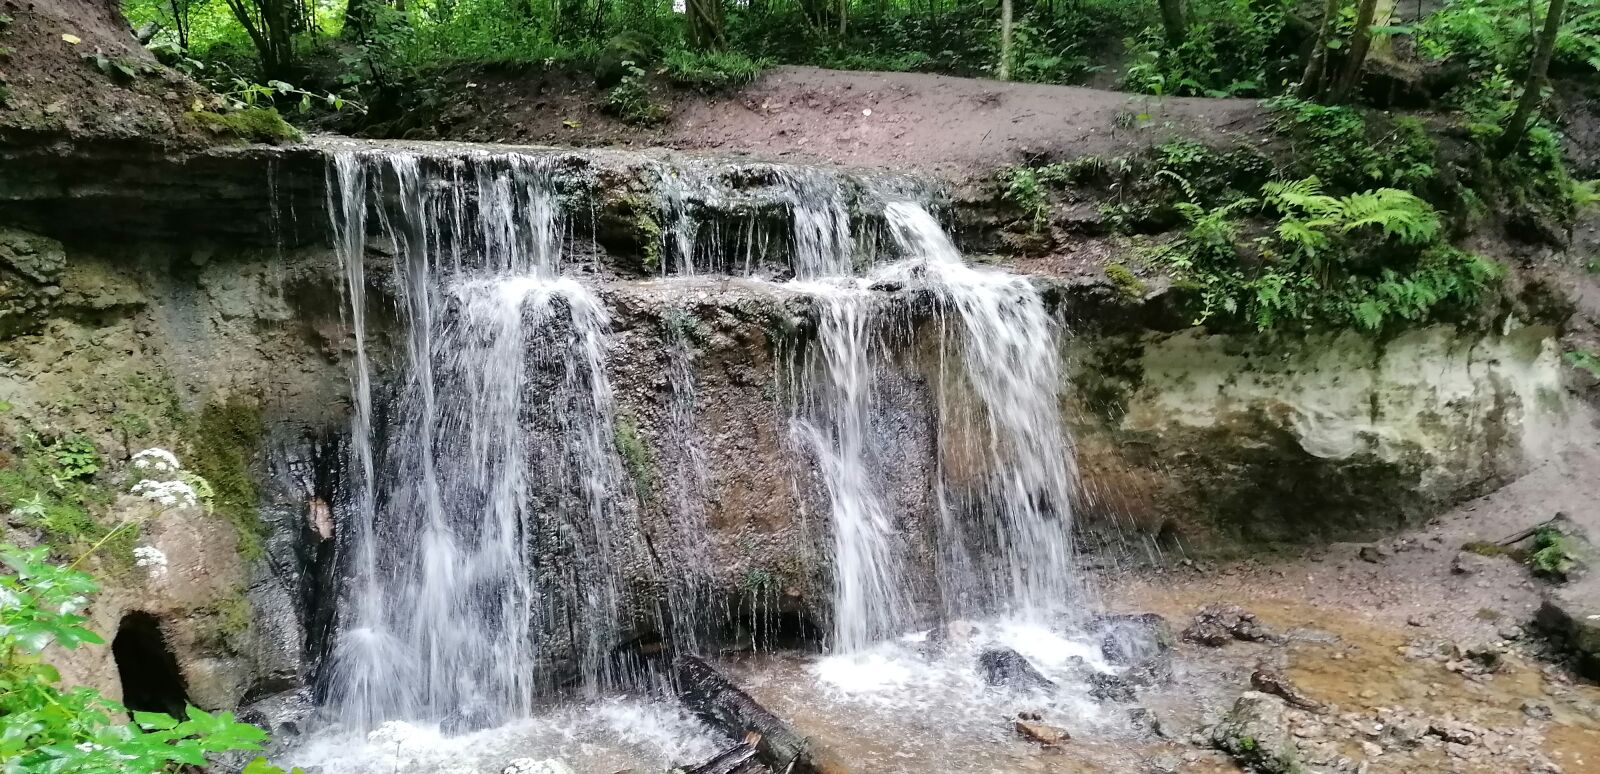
{"left": 1156, "top": 174, "right": 1498, "bottom": 332}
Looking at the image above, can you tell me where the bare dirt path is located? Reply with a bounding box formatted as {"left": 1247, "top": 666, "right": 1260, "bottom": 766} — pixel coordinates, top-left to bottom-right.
{"left": 426, "top": 65, "right": 1266, "bottom": 181}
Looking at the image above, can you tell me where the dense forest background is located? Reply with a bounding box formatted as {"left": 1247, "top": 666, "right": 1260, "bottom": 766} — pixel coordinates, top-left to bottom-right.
{"left": 123, "top": 0, "right": 1597, "bottom": 111}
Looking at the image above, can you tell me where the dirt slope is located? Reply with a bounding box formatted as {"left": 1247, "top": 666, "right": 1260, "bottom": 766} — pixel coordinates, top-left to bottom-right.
{"left": 416, "top": 65, "right": 1266, "bottom": 181}
{"left": 0, "top": 0, "right": 203, "bottom": 146}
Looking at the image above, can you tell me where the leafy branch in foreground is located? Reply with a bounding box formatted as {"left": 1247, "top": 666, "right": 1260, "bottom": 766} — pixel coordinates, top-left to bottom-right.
{"left": 0, "top": 543, "right": 299, "bottom": 773}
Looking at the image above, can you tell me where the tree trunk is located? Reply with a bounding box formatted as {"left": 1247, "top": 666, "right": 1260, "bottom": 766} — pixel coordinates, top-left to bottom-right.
{"left": 673, "top": 655, "right": 853, "bottom": 774}
{"left": 1296, "top": 0, "right": 1341, "bottom": 99}
{"left": 341, "top": 0, "right": 381, "bottom": 40}
{"left": 1329, "top": 0, "right": 1379, "bottom": 102}
{"left": 688, "top": 0, "right": 726, "bottom": 51}
{"left": 999, "top": 0, "right": 1014, "bottom": 80}
{"left": 1158, "top": 0, "right": 1188, "bottom": 49}
{"left": 1496, "top": 0, "right": 1567, "bottom": 158}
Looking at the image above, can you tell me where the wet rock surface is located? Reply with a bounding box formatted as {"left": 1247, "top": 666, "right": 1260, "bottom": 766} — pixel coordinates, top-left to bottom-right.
{"left": 1181, "top": 603, "right": 1277, "bottom": 647}
{"left": 977, "top": 647, "right": 1057, "bottom": 693}
{"left": 1210, "top": 691, "right": 1298, "bottom": 773}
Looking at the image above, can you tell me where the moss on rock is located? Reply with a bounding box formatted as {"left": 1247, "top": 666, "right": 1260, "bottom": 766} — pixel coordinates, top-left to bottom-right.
{"left": 184, "top": 399, "right": 266, "bottom": 559}
{"left": 185, "top": 108, "right": 301, "bottom": 145}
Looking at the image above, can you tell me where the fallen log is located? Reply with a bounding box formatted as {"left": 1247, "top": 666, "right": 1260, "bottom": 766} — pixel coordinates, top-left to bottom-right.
{"left": 672, "top": 655, "right": 851, "bottom": 774}
{"left": 677, "top": 737, "right": 766, "bottom": 774}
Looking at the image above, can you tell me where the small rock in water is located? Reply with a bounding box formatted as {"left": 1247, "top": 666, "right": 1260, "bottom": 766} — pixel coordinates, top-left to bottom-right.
{"left": 1521, "top": 701, "right": 1554, "bottom": 720}
{"left": 1452, "top": 550, "right": 1501, "bottom": 575}
{"left": 1182, "top": 604, "right": 1276, "bottom": 646}
{"left": 501, "top": 760, "right": 575, "bottom": 774}
{"left": 1250, "top": 669, "right": 1325, "bottom": 712}
{"left": 1014, "top": 717, "right": 1071, "bottom": 747}
{"left": 1358, "top": 544, "right": 1394, "bottom": 563}
{"left": 1427, "top": 721, "right": 1481, "bottom": 745}
{"left": 1210, "top": 692, "right": 1300, "bottom": 774}
{"left": 978, "top": 647, "right": 1056, "bottom": 692}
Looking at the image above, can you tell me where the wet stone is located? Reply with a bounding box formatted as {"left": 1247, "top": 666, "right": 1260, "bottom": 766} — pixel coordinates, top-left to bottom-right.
{"left": 978, "top": 647, "right": 1056, "bottom": 692}
{"left": 1014, "top": 718, "right": 1071, "bottom": 747}
{"left": 1210, "top": 692, "right": 1299, "bottom": 774}
{"left": 1182, "top": 604, "right": 1276, "bottom": 646}
{"left": 1250, "top": 669, "right": 1324, "bottom": 712}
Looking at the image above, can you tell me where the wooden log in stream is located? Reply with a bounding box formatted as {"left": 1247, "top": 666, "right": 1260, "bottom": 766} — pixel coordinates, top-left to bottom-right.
{"left": 678, "top": 737, "right": 764, "bottom": 774}
{"left": 673, "top": 655, "right": 852, "bottom": 774}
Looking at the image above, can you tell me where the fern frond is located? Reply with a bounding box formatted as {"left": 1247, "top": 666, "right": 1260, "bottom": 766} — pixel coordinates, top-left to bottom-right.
{"left": 1262, "top": 176, "right": 1339, "bottom": 216}
{"left": 1335, "top": 189, "right": 1440, "bottom": 245}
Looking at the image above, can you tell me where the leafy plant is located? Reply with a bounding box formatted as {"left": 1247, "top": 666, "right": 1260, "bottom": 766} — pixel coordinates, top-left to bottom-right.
{"left": 603, "top": 61, "right": 669, "bottom": 126}
{"left": 1567, "top": 349, "right": 1600, "bottom": 378}
{"left": 661, "top": 48, "right": 771, "bottom": 90}
{"left": 1123, "top": 0, "right": 1293, "bottom": 97}
{"left": 0, "top": 543, "right": 299, "bottom": 773}
{"left": 48, "top": 434, "right": 102, "bottom": 482}
{"left": 1153, "top": 173, "right": 1500, "bottom": 331}
{"left": 1527, "top": 526, "right": 1581, "bottom": 579}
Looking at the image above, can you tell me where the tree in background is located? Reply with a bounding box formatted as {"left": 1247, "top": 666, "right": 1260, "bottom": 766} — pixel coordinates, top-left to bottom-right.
{"left": 1495, "top": 0, "right": 1568, "bottom": 157}
{"left": 221, "top": 0, "right": 308, "bottom": 78}
{"left": 1327, "top": 0, "right": 1381, "bottom": 102}
{"left": 1157, "top": 0, "right": 1187, "bottom": 48}
{"left": 688, "top": 0, "right": 726, "bottom": 50}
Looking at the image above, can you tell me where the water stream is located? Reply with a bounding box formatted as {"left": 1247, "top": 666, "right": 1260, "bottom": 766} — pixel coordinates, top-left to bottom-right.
{"left": 322, "top": 150, "right": 638, "bottom": 735}
{"left": 301, "top": 145, "right": 1092, "bottom": 771}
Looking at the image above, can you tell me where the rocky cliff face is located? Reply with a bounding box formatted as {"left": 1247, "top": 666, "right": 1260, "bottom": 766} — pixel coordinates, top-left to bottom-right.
{"left": 0, "top": 139, "right": 1584, "bottom": 712}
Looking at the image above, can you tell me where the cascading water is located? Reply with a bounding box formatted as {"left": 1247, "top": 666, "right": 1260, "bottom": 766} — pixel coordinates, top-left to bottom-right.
{"left": 782, "top": 194, "right": 1082, "bottom": 653}
{"left": 302, "top": 142, "right": 1093, "bottom": 772}
{"left": 322, "top": 149, "right": 638, "bottom": 734}
{"left": 880, "top": 203, "right": 1082, "bottom": 623}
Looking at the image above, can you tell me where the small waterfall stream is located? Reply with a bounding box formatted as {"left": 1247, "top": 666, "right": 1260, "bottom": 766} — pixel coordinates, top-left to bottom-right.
{"left": 323, "top": 149, "right": 638, "bottom": 733}
{"left": 302, "top": 143, "right": 1092, "bottom": 771}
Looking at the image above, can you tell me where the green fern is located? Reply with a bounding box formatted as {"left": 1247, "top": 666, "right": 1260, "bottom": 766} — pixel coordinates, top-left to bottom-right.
{"left": 1335, "top": 188, "right": 1440, "bottom": 244}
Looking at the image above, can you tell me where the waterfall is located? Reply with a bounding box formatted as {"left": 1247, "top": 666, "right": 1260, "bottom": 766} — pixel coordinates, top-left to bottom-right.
{"left": 322, "top": 149, "right": 636, "bottom": 731}
{"left": 784, "top": 196, "right": 1080, "bottom": 652}
{"left": 879, "top": 203, "right": 1081, "bottom": 622}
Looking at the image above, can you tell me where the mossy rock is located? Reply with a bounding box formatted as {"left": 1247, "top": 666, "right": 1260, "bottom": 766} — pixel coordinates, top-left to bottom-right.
{"left": 184, "top": 400, "right": 267, "bottom": 559}
{"left": 185, "top": 108, "right": 301, "bottom": 145}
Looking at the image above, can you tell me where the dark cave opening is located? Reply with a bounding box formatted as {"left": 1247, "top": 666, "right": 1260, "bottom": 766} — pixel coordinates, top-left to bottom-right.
{"left": 111, "top": 611, "right": 191, "bottom": 718}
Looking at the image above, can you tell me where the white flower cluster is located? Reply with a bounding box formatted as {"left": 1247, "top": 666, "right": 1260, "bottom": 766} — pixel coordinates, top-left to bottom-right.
{"left": 131, "top": 448, "right": 181, "bottom": 474}
{"left": 133, "top": 545, "right": 168, "bottom": 578}
{"left": 129, "top": 448, "right": 198, "bottom": 508}
{"left": 131, "top": 479, "right": 198, "bottom": 508}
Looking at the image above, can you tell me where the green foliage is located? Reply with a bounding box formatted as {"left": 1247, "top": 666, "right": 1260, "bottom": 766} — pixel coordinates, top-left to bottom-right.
{"left": 1000, "top": 166, "right": 1051, "bottom": 229}
{"left": 0, "top": 435, "right": 124, "bottom": 563}
{"left": 1124, "top": 0, "right": 1293, "bottom": 96}
{"left": 185, "top": 107, "right": 301, "bottom": 144}
{"left": 1104, "top": 263, "right": 1148, "bottom": 299}
{"left": 1154, "top": 174, "right": 1501, "bottom": 331}
{"left": 184, "top": 400, "right": 266, "bottom": 560}
{"left": 1418, "top": 0, "right": 1600, "bottom": 75}
{"left": 603, "top": 61, "right": 669, "bottom": 126}
{"left": 1265, "top": 97, "right": 1439, "bottom": 194}
{"left": 1527, "top": 526, "right": 1580, "bottom": 579}
{"left": 1567, "top": 349, "right": 1600, "bottom": 378}
{"left": 661, "top": 48, "right": 770, "bottom": 90}
{"left": 1262, "top": 177, "right": 1441, "bottom": 248}
{"left": 0, "top": 544, "right": 298, "bottom": 773}
{"left": 613, "top": 414, "right": 655, "bottom": 501}
{"left": 48, "top": 435, "right": 101, "bottom": 482}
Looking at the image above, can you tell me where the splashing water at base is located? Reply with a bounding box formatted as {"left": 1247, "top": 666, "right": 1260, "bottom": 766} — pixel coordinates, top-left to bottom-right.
{"left": 286, "top": 697, "right": 722, "bottom": 774}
